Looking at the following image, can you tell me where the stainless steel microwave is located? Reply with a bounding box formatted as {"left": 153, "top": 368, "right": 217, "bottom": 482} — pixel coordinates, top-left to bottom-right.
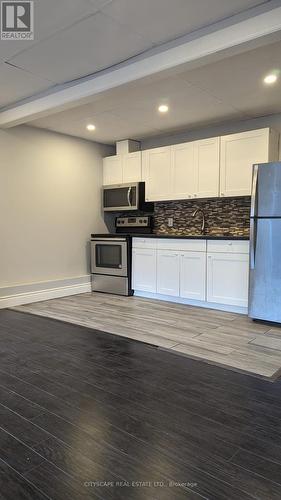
{"left": 102, "top": 182, "right": 154, "bottom": 212}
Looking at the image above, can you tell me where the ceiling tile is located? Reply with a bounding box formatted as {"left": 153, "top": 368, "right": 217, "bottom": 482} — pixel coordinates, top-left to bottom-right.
{"left": 26, "top": 38, "right": 281, "bottom": 144}
{"left": 0, "top": 63, "right": 54, "bottom": 108}
{"left": 0, "top": 0, "right": 109, "bottom": 61}
{"left": 179, "top": 40, "right": 281, "bottom": 116}
{"left": 32, "top": 110, "right": 160, "bottom": 143}
{"left": 30, "top": 74, "right": 242, "bottom": 143}
{"left": 102, "top": 0, "right": 265, "bottom": 45}
{"left": 8, "top": 12, "right": 152, "bottom": 83}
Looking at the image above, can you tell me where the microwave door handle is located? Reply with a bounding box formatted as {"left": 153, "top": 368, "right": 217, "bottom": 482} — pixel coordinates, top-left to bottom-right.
{"left": 127, "top": 187, "right": 132, "bottom": 207}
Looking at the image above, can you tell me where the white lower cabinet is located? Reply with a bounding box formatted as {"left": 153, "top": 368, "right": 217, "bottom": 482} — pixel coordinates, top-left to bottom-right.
{"left": 132, "top": 238, "right": 249, "bottom": 311}
{"left": 207, "top": 252, "right": 249, "bottom": 307}
{"left": 132, "top": 248, "right": 157, "bottom": 293}
{"left": 180, "top": 252, "right": 206, "bottom": 300}
{"left": 157, "top": 250, "right": 180, "bottom": 296}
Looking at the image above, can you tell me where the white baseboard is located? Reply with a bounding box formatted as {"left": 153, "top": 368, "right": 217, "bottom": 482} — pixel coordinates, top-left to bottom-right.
{"left": 0, "top": 278, "right": 91, "bottom": 309}
{"left": 134, "top": 291, "right": 248, "bottom": 315}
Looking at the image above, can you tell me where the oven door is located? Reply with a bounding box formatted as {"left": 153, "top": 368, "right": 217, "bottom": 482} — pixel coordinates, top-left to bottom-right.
{"left": 91, "top": 239, "right": 128, "bottom": 277}
{"left": 103, "top": 184, "right": 138, "bottom": 211}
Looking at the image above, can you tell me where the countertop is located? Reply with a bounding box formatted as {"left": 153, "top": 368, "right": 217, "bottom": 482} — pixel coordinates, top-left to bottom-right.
{"left": 91, "top": 233, "right": 249, "bottom": 241}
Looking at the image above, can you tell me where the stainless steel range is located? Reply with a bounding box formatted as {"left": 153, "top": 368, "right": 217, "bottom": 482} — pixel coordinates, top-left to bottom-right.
{"left": 91, "top": 215, "right": 153, "bottom": 296}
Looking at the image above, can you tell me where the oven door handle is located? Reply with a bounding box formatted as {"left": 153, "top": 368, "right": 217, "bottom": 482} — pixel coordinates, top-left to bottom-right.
{"left": 127, "top": 187, "right": 132, "bottom": 207}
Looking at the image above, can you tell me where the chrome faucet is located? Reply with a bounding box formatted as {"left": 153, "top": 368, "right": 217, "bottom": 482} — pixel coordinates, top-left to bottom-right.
{"left": 192, "top": 208, "right": 206, "bottom": 234}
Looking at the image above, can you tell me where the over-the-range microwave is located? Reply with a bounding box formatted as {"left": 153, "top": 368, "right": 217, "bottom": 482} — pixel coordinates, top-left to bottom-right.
{"left": 102, "top": 182, "right": 154, "bottom": 212}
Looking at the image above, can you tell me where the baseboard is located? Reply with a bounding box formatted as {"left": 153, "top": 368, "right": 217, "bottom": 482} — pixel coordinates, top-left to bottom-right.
{"left": 0, "top": 277, "right": 91, "bottom": 309}
{"left": 134, "top": 291, "right": 248, "bottom": 315}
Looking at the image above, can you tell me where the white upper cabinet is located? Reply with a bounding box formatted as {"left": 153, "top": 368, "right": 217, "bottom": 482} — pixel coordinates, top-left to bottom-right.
{"left": 144, "top": 137, "right": 220, "bottom": 201}
{"left": 103, "top": 156, "right": 123, "bottom": 185}
{"left": 220, "top": 128, "right": 279, "bottom": 197}
{"left": 142, "top": 146, "right": 171, "bottom": 201}
{"left": 171, "top": 142, "right": 195, "bottom": 200}
{"left": 103, "top": 152, "right": 142, "bottom": 185}
{"left": 195, "top": 137, "right": 220, "bottom": 198}
{"left": 143, "top": 137, "right": 220, "bottom": 201}
{"left": 122, "top": 152, "right": 142, "bottom": 183}
{"left": 105, "top": 128, "right": 279, "bottom": 196}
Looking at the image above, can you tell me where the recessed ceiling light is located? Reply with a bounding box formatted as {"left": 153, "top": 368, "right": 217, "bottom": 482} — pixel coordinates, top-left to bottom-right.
{"left": 158, "top": 104, "right": 169, "bottom": 113}
{"left": 264, "top": 73, "right": 278, "bottom": 85}
{"left": 87, "top": 124, "right": 96, "bottom": 131}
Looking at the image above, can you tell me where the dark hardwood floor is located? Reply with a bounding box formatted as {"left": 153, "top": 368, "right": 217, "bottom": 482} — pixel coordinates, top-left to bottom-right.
{"left": 1, "top": 309, "right": 281, "bottom": 499}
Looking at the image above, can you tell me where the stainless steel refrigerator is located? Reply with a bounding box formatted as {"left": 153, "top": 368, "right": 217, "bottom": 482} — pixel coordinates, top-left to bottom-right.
{"left": 249, "top": 161, "right": 281, "bottom": 323}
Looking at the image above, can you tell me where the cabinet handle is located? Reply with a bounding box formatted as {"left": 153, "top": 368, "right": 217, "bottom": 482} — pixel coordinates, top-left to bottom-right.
{"left": 221, "top": 193, "right": 224, "bottom": 196}
{"left": 194, "top": 194, "right": 197, "bottom": 197}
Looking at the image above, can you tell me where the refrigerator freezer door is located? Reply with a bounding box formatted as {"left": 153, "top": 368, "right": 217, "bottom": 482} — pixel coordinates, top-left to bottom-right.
{"left": 249, "top": 218, "right": 281, "bottom": 322}
{"left": 255, "top": 162, "right": 281, "bottom": 218}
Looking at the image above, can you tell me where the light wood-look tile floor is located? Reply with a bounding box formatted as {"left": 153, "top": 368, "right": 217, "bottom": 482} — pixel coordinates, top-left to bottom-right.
{"left": 14, "top": 293, "right": 281, "bottom": 380}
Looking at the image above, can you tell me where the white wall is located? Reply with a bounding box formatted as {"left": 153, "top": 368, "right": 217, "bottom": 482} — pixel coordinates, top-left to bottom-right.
{"left": 0, "top": 125, "right": 112, "bottom": 305}
{"left": 141, "top": 112, "right": 281, "bottom": 158}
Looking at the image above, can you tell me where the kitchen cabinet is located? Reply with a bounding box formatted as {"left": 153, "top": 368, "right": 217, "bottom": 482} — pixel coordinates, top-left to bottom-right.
{"left": 103, "top": 156, "right": 123, "bottom": 185}
{"left": 132, "top": 247, "right": 157, "bottom": 293}
{"left": 142, "top": 129, "right": 278, "bottom": 201}
{"left": 207, "top": 240, "right": 249, "bottom": 307}
{"left": 157, "top": 250, "right": 180, "bottom": 296}
{"left": 103, "top": 152, "right": 142, "bottom": 185}
{"left": 180, "top": 251, "right": 206, "bottom": 300}
{"left": 122, "top": 152, "right": 142, "bottom": 183}
{"left": 144, "top": 137, "right": 220, "bottom": 201}
{"left": 132, "top": 237, "right": 249, "bottom": 312}
{"left": 142, "top": 146, "right": 171, "bottom": 201}
{"left": 195, "top": 137, "right": 220, "bottom": 198}
{"left": 171, "top": 142, "right": 195, "bottom": 199}
{"left": 220, "top": 128, "right": 279, "bottom": 197}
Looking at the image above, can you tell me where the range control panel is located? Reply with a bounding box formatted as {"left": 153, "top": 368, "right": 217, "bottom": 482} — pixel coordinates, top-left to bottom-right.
{"left": 116, "top": 216, "right": 153, "bottom": 233}
{"left": 116, "top": 216, "right": 150, "bottom": 227}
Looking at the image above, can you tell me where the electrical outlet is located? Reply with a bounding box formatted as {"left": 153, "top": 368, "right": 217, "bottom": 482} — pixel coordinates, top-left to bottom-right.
{"left": 167, "top": 217, "right": 174, "bottom": 227}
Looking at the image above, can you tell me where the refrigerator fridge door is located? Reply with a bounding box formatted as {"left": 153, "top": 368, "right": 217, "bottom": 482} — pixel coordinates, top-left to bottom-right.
{"left": 251, "top": 162, "right": 281, "bottom": 218}
{"left": 249, "top": 217, "right": 281, "bottom": 322}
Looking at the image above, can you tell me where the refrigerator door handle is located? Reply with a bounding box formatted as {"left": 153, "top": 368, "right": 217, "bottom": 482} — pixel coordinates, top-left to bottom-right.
{"left": 250, "top": 218, "right": 257, "bottom": 270}
{"left": 250, "top": 164, "right": 259, "bottom": 218}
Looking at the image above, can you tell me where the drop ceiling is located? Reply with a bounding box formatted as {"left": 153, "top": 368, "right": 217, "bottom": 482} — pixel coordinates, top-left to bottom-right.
{"left": 28, "top": 39, "right": 281, "bottom": 144}
{"left": 0, "top": 0, "right": 269, "bottom": 108}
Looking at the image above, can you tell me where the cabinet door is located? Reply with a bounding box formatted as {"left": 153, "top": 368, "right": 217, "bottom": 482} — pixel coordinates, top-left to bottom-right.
{"left": 171, "top": 142, "right": 195, "bottom": 200}
{"left": 220, "top": 129, "right": 270, "bottom": 197}
{"left": 194, "top": 137, "right": 220, "bottom": 198}
{"left": 103, "top": 156, "right": 123, "bottom": 185}
{"left": 207, "top": 252, "right": 249, "bottom": 307}
{"left": 122, "top": 152, "right": 142, "bottom": 183}
{"left": 157, "top": 250, "right": 180, "bottom": 296}
{"left": 180, "top": 252, "right": 206, "bottom": 300}
{"left": 132, "top": 248, "right": 156, "bottom": 292}
{"left": 142, "top": 147, "right": 171, "bottom": 201}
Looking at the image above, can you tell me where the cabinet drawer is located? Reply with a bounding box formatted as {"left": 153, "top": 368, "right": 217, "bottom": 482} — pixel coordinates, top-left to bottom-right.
{"left": 207, "top": 240, "right": 249, "bottom": 254}
{"left": 157, "top": 239, "right": 206, "bottom": 252}
{"left": 132, "top": 237, "right": 158, "bottom": 249}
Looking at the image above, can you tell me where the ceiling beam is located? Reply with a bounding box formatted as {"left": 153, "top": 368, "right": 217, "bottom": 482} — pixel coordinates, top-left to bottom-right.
{"left": 1, "top": 4, "right": 281, "bottom": 128}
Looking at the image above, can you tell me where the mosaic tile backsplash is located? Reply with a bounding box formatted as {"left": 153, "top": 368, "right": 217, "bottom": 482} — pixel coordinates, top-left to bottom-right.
{"left": 153, "top": 197, "right": 251, "bottom": 237}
